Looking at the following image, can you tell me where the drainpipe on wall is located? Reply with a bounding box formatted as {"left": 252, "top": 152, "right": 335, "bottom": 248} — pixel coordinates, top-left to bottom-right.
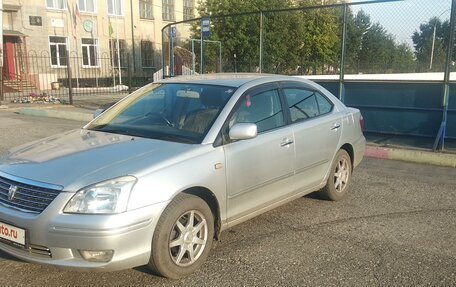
{"left": 130, "top": 0, "right": 135, "bottom": 72}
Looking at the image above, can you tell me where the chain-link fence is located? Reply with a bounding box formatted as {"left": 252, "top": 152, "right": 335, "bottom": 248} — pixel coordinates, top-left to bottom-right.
{"left": 161, "top": 9, "right": 342, "bottom": 76}
{"left": 162, "top": 0, "right": 455, "bottom": 76}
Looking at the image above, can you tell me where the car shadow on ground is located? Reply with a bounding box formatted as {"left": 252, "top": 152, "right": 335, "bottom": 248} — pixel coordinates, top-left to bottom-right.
{"left": 0, "top": 249, "right": 22, "bottom": 262}
{"left": 133, "top": 265, "right": 154, "bottom": 275}
{"left": 304, "top": 192, "right": 323, "bottom": 200}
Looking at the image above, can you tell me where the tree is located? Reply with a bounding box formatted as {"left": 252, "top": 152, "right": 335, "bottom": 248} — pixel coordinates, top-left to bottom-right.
{"left": 262, "top": 9, "right": 305, "bottom": 73}
{"left": 412, "top": 17, "right": 448, "bottom": 72}
{"left": 345, "top": 10, "right": 371, "bottom": 73}
{"left": 345, "top": 9, "right": 415, "bottom": 74}
{"left": 392, "top": 44, "right": 416, "bottom": 73}
{"left": 189, "top": 0, "right": 341, "bottom": 74}
{"left": 190, "top": 0, "right": 290, "bottom": 73}
{"left": 297, "top": 7, "right": 340, "bottom": 75}
{"left": 184, "top": 2, "right": 415, "bottom": 75}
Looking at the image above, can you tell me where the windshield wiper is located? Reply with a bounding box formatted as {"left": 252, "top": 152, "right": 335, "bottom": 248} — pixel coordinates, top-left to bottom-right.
{"left": 89, "top": 124, "right": 109, "bottom": 130}
{"left": 152, "top": 134, "right": 196, "bottom": 144}
{"left": 92, "top": 127, "right": 140, "bottom": 137}
{"left": 89, "top": 126, "right": 196, "bottom": 143}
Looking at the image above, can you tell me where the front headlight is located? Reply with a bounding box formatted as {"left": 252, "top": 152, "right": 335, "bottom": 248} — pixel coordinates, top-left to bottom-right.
{"left": 64, "top": 176, "right": 137, "bottom": 214}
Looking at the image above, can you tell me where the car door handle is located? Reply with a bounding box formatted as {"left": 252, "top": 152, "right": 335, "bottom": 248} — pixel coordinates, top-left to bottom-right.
{"left": 280, "top": 138, "right": 294, "bottom": 147}
{"left": 331, "top": 123, "right": 341, "bottom": 130}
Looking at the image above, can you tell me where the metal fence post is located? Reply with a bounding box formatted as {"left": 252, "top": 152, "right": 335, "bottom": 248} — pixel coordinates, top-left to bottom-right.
{"left": 171, "top": 27, "right": 175, "bottom": 77}
{"left": 0, "top": 71, "right": 3, "bottom": 103}
{"left": 161, "top": 28, "right": 166, "bottom": 79}
{"left": 192, "top": 39, "right": 195, "bottom": 74}
{"left": 66, "top": 53, "right": 73, "bottom": 105}
{"left": 200, "top": 19, "right": 204, "bottom": 74}
{"left": 259, "top": 11, "right": 264, "bottom": 73}
{"left": 339, "top": 4, "right": 348, "bottom": 102}
{"left": 130, "top": 0, "right": 136, "bottom": 72}
{"left": 219, "top": 41, "right": 222, "bottom": 73}
{"left": 433, "top": 0, "right": 456, "bottom": 151}
{"left": 127, "top": 55, "right": 133, "bottom": 94}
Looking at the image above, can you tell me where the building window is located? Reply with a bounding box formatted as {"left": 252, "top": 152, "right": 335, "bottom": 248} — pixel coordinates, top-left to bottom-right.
{"left": 78, "top": 0, "right": 96, "bottom": 13}
{"left": 109, "top": 39, "right": 127, "bottom": 67}
{"left": 141, "top": 40, "right": 154, "bottom": 68}
{"left": 107, "top": 0, "right": 123, "bottom": 16}
{"left": 162, "top": 0, "right": 174, "bottom": 21}
{"left": 49, "top": 36, "right": 68, "bottom": 67}
{"left": 46, "top": 0, "right": 67, "bottom": 10}
{"left": 81, "top": 38, "right": 99, "bottom": 67}
{"left": 183, "top": 0, "right": 194, "bottom": 20}
{"left": 140, "top": 0, "right": 153, "bottom": 19}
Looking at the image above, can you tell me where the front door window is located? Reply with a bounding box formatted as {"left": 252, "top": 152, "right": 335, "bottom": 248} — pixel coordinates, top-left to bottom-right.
{"left": 230, "top": 89, "right": 285, "bottom": 134}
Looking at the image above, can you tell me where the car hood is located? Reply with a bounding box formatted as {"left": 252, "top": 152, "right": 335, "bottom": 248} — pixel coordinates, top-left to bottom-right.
{"left": 0, "top": 129, "right": 200, "bottom": 191}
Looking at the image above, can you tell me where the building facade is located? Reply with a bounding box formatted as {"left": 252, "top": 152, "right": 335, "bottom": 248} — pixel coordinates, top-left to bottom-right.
{"left": 2, "top": 0, "right": 198, "bottom": 92}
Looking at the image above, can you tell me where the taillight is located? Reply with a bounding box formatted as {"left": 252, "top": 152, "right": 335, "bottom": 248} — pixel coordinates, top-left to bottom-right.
{"left": 359, "top": 114, "right": 365, "bottom": 131}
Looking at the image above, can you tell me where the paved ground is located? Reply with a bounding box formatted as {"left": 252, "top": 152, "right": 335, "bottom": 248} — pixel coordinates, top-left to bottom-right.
{"left": 0, "top": 111, "right": 86, "bottom": 154}
{"left": 0, "top": 111, "right": 455, "bottom": 286}
{"left": 71, "top": 94, "right": 127, "bottom": 110}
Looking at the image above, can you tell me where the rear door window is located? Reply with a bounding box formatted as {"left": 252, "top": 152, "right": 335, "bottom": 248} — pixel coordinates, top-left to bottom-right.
{"left": 283, "top": 88, "right": 333, "bottom": 123}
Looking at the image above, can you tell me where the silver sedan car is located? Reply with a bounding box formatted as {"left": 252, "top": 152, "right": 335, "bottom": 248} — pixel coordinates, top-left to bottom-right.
{"left": 0, "top": 74, "right": 365, "bottom": 278}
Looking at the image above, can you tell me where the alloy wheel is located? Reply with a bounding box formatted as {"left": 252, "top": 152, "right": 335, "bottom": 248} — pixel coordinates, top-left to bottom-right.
{"left": 334, "top": 157, "right": 350, "bottom": 192}
{"left": 168, "top": 210, "right": 208, "bottom": 267}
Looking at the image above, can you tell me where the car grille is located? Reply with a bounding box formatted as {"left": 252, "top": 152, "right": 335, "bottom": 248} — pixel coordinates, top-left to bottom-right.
{"left": 0, "top": 175, "right": 62, "bottom": 214}
{"left": 0, "top": 240, "right": 52, "bottom": 258}
{"left": 27, "top": 244, "right": 52, "bottom": 257}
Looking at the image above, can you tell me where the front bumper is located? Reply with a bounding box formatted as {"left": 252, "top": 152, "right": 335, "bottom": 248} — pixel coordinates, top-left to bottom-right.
{"left": 0, "top": 194, "right": 170, "bottom": 271}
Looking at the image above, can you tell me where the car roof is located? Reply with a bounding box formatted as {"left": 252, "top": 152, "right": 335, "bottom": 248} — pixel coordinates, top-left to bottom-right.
{"left": 155, "top": 73, "right": 303, "bottom": 88}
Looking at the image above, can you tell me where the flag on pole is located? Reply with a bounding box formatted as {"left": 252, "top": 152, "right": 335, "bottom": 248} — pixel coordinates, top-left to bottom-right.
{"left": 67, "top": 1, "right": 77, "bottom": 39}
{"left": 75, "top": 2, "right": 81, "bottom": 18}
{"left": 108, "top": 19, "right": 114, "bottom": 37}
{"left": 72, "top": 5, "right": 78, "bottom": 36}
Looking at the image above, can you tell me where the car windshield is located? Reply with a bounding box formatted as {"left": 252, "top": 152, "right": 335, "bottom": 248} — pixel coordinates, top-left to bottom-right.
{"left": 86, "top": 83, "right": 236, "bottom": 144}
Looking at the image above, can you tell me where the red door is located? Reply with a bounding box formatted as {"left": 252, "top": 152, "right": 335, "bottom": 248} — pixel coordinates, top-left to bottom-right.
{"left": 3, "top": 37, "right": 16, "bottom": 80}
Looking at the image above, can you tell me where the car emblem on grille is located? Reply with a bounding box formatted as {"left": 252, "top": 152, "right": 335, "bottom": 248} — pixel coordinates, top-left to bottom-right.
{"left": 8, "top": 185, "right": 18, "bottom": 201}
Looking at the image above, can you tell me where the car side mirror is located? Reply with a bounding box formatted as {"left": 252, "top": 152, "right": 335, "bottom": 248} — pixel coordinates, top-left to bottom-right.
{"left": 93, "top": 108, "right": 104, "bottom": 119}
{"left": 229, "top": 123, "right": 258, "bottom": 141}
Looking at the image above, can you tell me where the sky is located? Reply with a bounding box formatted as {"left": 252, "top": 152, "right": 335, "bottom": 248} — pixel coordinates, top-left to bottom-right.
{"left": 350, "top": 0, "right": 452, "bottom": 48}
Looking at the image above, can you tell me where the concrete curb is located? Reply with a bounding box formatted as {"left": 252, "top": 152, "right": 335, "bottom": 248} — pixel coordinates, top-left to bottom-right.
{"left": 18, "top": 107, "right": 93, "bottom": 122}
{"left": 365, "top": 146, "right": 456, "bottom": 168}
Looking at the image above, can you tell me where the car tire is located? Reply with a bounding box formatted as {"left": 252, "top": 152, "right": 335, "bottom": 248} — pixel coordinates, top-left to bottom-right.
{"left": 318, "top": 149, "right": 352, "bottom": 201}
{"left": 148, "top": 193, "right": 214, "bottom": 279}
